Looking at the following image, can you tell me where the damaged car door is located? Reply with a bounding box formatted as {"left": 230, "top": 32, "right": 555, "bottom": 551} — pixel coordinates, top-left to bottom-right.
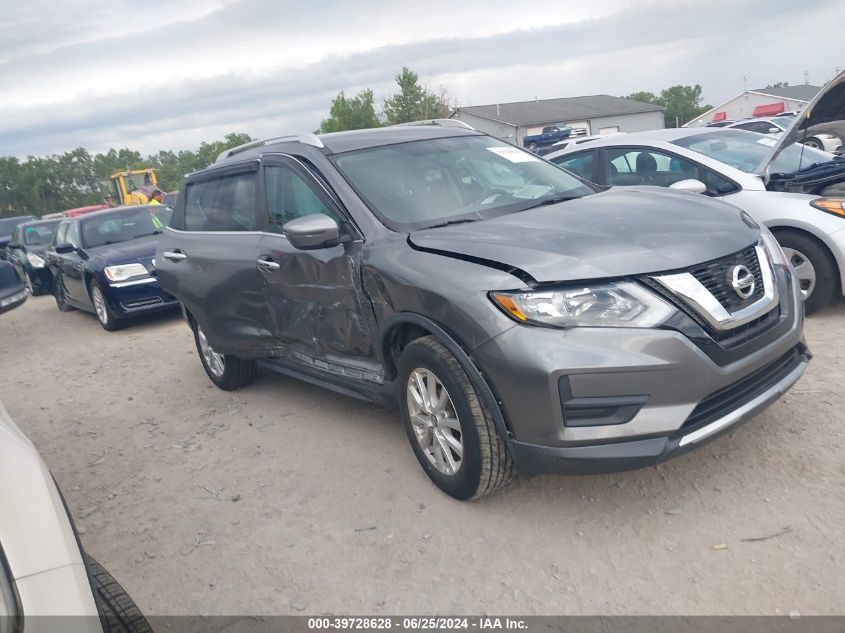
{"left": 256, "top": 156, "right": 380, "bottom": 382}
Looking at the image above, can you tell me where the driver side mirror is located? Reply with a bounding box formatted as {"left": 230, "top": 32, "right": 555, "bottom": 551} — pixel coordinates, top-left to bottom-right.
{"left": 768, "top": 127, "right": 781, "bottom": 134}
{"left": 669, "top": 179, "right": 707, "bottom": 195}
{"left": 282, "top": 214, "right": 346, "bottom": 250}
{"left": 54, "top": 243, "right": 76, "bottom": 254}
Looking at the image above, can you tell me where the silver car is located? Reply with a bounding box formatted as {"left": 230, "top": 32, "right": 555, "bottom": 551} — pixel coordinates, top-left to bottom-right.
{"left": 547, "top": 70, "right": 845, "bottom": 314}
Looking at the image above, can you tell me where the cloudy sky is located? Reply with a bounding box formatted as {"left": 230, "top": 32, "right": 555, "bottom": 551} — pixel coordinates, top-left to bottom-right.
{"left": 1, "top": 0, "right": 842, "bottom": 157}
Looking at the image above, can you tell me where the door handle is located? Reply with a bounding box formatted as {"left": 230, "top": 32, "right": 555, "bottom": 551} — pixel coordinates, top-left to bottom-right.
{"left": 162, "top": 250, "right": 187, "bottom": 262}
{"left": 256, "top": 257, "right": 280, "bottom": 272}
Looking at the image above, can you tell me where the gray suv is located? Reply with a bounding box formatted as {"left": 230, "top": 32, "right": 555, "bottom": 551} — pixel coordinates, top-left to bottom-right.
{"left": 156, "top": 124, "right": 809, "bottom": 500}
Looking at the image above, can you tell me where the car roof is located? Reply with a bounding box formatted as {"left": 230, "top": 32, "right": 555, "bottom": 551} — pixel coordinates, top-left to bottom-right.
{"left": 21, "top": 218, "right": 60, "bottom": 227}
{"left": 74, "top": 204, "right": 160, "bottom": 222}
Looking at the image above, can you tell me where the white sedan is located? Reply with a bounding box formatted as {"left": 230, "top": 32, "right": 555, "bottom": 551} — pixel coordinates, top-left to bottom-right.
{"left": 724, "top": 116, "right": 841, "bottom": 153}
{"left": 546, "top": 75, "right": 845, "bottom": 314}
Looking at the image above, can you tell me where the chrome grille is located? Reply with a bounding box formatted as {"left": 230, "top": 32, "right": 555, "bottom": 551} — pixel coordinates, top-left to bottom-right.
{"left": 688, "top": 246, "right": 764, "bottom": 312}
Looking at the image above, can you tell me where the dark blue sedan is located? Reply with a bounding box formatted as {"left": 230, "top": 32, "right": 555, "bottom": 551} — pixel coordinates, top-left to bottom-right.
{"left": 46, "top": 205, "right": 178, "bottom": 330}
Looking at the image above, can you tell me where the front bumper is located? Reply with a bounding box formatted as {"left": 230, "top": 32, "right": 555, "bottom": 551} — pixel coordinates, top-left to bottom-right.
{"left": 471, "top": 268, "right": 808, "bottom": 476}
{"left": 104, "top": 278, "right": 179, "bottom": 318}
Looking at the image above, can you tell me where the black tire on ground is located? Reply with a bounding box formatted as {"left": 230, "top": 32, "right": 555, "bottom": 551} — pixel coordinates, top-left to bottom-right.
{"left": 802, "top": 137, "right": 823, "bottom": 150}
{"left": 83, "top": 552, "right": 153, "bottom": 633}
{"left": 192, "top": 320, "right": 258, "bottom": 390}
{"left": 90, "top": 280, "right": 121, "bottom": 331}
{"left": 528, "top": 142, "right": 538, "bottom": 153}
{"left": 398, "top": 335, "right": 513, "bottom": 500}
{"left": 53, "top": 273, "right": 75, "bottom": 312}
{"left": 773, "top": 229, "right": 838, "bottom": 315}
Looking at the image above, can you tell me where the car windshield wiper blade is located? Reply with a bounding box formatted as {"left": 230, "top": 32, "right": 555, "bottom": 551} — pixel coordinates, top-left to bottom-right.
{"left": 424, "top": 218, "right": 479, "bottom": 230}
{"left": 519, "top": 195, "right": 580, "bottom": 210}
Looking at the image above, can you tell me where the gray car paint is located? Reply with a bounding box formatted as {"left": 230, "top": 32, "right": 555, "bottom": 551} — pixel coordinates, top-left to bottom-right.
{"left": 156, "top": 126, "right": 807, "bottom": 475}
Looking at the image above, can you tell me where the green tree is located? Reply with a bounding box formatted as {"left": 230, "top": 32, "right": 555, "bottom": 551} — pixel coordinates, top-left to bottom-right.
{"left": 626, "top": 84, "right": 712, "bottom": 127}
{"left": 382, "top": 67, "right": 452, "bottom": 124}
{"left": 318, "top": 89, "right": 382, "bottom": 133}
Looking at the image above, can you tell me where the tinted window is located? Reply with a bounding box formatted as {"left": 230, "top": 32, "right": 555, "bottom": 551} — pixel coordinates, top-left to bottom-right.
{"left": 333, "top": 136, "right": 595, "bottom": 231}
{"left": 184, "top": 171, "right": 258, "bottom": 231}
{"left": 702, "top": 170, "right": 739, "bottom": 195}
{"left": 604, "top": 148, "right": 699, "bottom": 186}
{"left": 265, "top": 165, "right": 338, "bottom": 231}
{"left": 551, "top": 151, "right": 595, "bottom": 181}
{"left": 80, "top": 209, "right": 160, "bottom": 248}
{"left": 734, "top": 121, "right": 778, "bottom": 134}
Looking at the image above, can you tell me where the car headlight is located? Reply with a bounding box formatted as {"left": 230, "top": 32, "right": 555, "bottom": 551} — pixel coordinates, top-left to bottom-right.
{"left": 490, "top": 281, "right": 676, "bottom": 328}
{"left": 810, "top": 198, "right": 845, "bottom": 218}
{"left": 760, "top": 230, "right": 790, "bottom": 268}
{"left": 104, "top": 263, "right": 148, "bottom": 282}
{"left": 25, "top": 252, "right": 45, "bottom": 268}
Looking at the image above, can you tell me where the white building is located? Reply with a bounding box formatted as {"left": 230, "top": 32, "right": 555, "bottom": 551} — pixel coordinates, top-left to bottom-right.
{"left": 686, "top": 84, "right": 821, "bottom": 127}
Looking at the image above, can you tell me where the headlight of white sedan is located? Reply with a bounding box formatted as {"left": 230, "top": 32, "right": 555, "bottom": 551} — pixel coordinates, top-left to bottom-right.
{"left": 25, "top": 253, "right": 45, "bottom": 269}
{"left": 104, "top": 263, "right": 148, "bottom": 283}
{"left": 491, "top": 281, "right": 677, "bottom": 328}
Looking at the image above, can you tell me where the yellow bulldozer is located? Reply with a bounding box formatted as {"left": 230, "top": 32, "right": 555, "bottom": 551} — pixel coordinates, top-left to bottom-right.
{"left": 106, "top": 168, "right": 161, "bottom": 206}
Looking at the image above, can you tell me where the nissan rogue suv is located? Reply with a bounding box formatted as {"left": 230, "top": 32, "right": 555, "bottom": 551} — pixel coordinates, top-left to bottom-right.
{"left": 156, "top": 124, "right": 809, "bottom": 500}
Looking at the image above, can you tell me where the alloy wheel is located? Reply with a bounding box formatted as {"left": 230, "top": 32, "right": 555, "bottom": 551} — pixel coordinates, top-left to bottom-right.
{"left": 406, "top": 368, "right": 463, "bottom": 476}
{"left": 197, "top": 325, "right": 225, "bottom": 378}
{"left": 92, "top": 286, "right": 109, "bottom": 324}
{"left": 781, "top": 247, "right": 816, "bottom": 298}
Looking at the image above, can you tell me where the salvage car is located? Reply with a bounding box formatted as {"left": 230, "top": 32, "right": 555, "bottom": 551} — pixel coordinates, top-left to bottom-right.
{"left": 724, "top": 116, "right": 841, "bottom": 152}
{"left": 47, "top": 205, "right": 178, "bottom": 330}
{"left": 0, "top": 399, "right": 151, "bottom": 632}
{"left": 546, "top": 69, "right": 845, "bottom": 314}
{"left": 156, "top": 124, "right": 809, "bottom": 500}
{"left": 0, "top": 261, "right": 28, "bottom": 315}
{"left": 0, "top": 215, "right": 37, "bottom": 260}
{"left": 5, "top": 219, "right": 61, "bottom": 295}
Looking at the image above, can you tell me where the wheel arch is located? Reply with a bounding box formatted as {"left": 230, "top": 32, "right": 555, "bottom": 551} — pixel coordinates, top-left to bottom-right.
{"left": 766, "top": 222, "right": 844, "bottom": 295}
{"left": 379, "top": 313, "right": 512, "bottom": 439}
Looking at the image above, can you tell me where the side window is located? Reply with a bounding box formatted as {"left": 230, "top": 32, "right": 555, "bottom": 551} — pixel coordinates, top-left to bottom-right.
{"left": 183, "top": 171, "right": 258, "bottom": 231}
{"left": 604, "top": 148, "right": 699, "bottom": 187}
{"left": 552, "top": 151, "right": 595, "bottom": 181}
{"left": 12, "top": 226, "right": 22, "bottom": 245}
{"left": 66, "top": 223, "right": 81, "bottom": 248}
{"left": 54, "top": 222, "right": 68, "bottom": 246}
{"left": 734, "top": 121, "right": 776, "bottom": 134}
{"left": 702, "top": 170, "right": 740, "bottom": 195}
{"left": 264, "top": 164, "right": 339, "bottom": 232}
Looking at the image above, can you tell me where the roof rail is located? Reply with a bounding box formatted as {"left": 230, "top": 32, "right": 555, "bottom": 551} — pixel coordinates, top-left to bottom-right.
{"left": 216, "top": 133, "right": 325, "bottom": 163}
{"left": 391, "top": 118, "right": 475, "bottom": 130}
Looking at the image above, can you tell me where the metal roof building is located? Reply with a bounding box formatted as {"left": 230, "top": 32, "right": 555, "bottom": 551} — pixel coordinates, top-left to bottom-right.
{"left": 686, "top": 84, "right": 822, "bottom": 127}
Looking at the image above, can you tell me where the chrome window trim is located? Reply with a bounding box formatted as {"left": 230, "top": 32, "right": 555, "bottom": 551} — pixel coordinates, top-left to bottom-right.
{"left": 652, "top": 244, "right": 778, "bottom": 331}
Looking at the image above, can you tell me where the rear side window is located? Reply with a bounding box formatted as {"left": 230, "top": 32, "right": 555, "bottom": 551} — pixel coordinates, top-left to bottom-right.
{"left": 184, "top": 171, "right": 259, "bottom": 231}
{"left": 551, "top": 151, "right": 595, "bottom": 181}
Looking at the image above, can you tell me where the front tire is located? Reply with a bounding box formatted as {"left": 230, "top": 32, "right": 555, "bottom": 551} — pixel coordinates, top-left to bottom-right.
{"left": 527, "top": 142, "right": 538, "bottom": 153}
{"left": 802, "top": 137, "right": 823, "bottom": 150}
{"left": 90, "top": 281, "right": 121, "bottom": 331}
{"left": 83, "top": 552, "right": 152, "bottom": 633}
{"left": 398, "top": 336, "right": 513, "bottom": 500}
{"left": 774, "top": 230, "right": 838, "bottom": 315}
{"left": 193, "top": 321, "right": 258, "bottom": 390}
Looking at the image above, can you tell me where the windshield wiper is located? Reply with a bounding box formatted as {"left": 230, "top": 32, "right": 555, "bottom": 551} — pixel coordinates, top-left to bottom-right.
{"left": 519, "top": 195, "right": 580, "bottom": 211}
{"left": 424, "top": 218, "right": 479, "bottom": 230}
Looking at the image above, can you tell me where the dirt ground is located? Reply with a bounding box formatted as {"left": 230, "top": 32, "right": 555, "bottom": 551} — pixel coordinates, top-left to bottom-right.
{"left": 1, "top": 295, "right": 844, "bottom": 615}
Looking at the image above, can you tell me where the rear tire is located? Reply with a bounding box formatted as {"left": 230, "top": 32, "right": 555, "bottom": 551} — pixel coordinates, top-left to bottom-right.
{"left": 83, "top": 552, "right": 152, "bottom": 633}
{"left": 398, "top": 336, "right": 513, "bottom": 500}
{"left": 192, "top": 321, "right": 258, "bottom": 390}
{"left": 53, "top": 273, "right": 75, "bottom": 312}
{"left": 773, "top": 229, "right": 838, "bottom": 315}
{"left": 527, "top": 142, "right": 538, "bottom": 153}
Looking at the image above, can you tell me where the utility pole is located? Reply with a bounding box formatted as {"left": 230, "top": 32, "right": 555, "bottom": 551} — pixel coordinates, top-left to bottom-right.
{"left": 803, "top": 70, "right": 809, "bottom": 85}
{"left": 743, "top": 75, "right": 748, "bottom": 92}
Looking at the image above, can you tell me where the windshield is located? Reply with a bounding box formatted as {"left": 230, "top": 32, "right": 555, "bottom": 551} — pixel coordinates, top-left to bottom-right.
{"left": 81, "top": 209, "right": 161, "bottom": 248}
{"left": 332, "top": 135, "right": 595, "bottom": 231}
{"left": 672, "top": 129, "right": 832, "bottom": 175}
{"left": 23, "top": 221, "right": 59, "bottom": 245}
{"left": 772, "top": 116, "right": 794, "bottom": 129}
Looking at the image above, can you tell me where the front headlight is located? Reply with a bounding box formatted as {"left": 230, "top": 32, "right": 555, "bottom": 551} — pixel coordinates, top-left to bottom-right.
{"left": 490, "top": 281, "right": 676, "bottom": 328}
{"left": 104, "top": 263, "right": 148, "bottom": 282}
{"left": 25, "top": 252, "right": 45, "bottom": 268}
{"left": 760, "top": 230, "right": 789, "bottom": 267}
{"left": 810, "top": 198, "right": 845, "bottom": 218}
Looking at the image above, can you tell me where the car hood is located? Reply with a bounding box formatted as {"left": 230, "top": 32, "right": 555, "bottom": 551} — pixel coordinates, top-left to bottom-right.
{"left": 87, "top": 234, "right": 159, "bottom": 268}
{"left": 408, "top": 188, "right": 760, "bottom": 284}
{"left": 760, "top": 69, "right": 845, "bottom": 175}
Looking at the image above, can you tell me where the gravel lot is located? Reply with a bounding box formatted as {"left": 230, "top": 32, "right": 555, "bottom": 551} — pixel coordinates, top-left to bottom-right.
{"left": 2, "top": 295, "right": 844, "bottom": 615}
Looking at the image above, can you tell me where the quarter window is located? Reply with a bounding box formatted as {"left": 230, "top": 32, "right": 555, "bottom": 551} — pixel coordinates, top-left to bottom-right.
{"left": 66, "top": 223, "right": 81, "bottom": 248}
{"left": 264, "top": 164, "right": 339, "bottom": 232}
{"left": 184, "top": 171, "right": 259, "bottom": 232}
{"left": 551, "top": 151, "right": 595, "bottom": 181}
